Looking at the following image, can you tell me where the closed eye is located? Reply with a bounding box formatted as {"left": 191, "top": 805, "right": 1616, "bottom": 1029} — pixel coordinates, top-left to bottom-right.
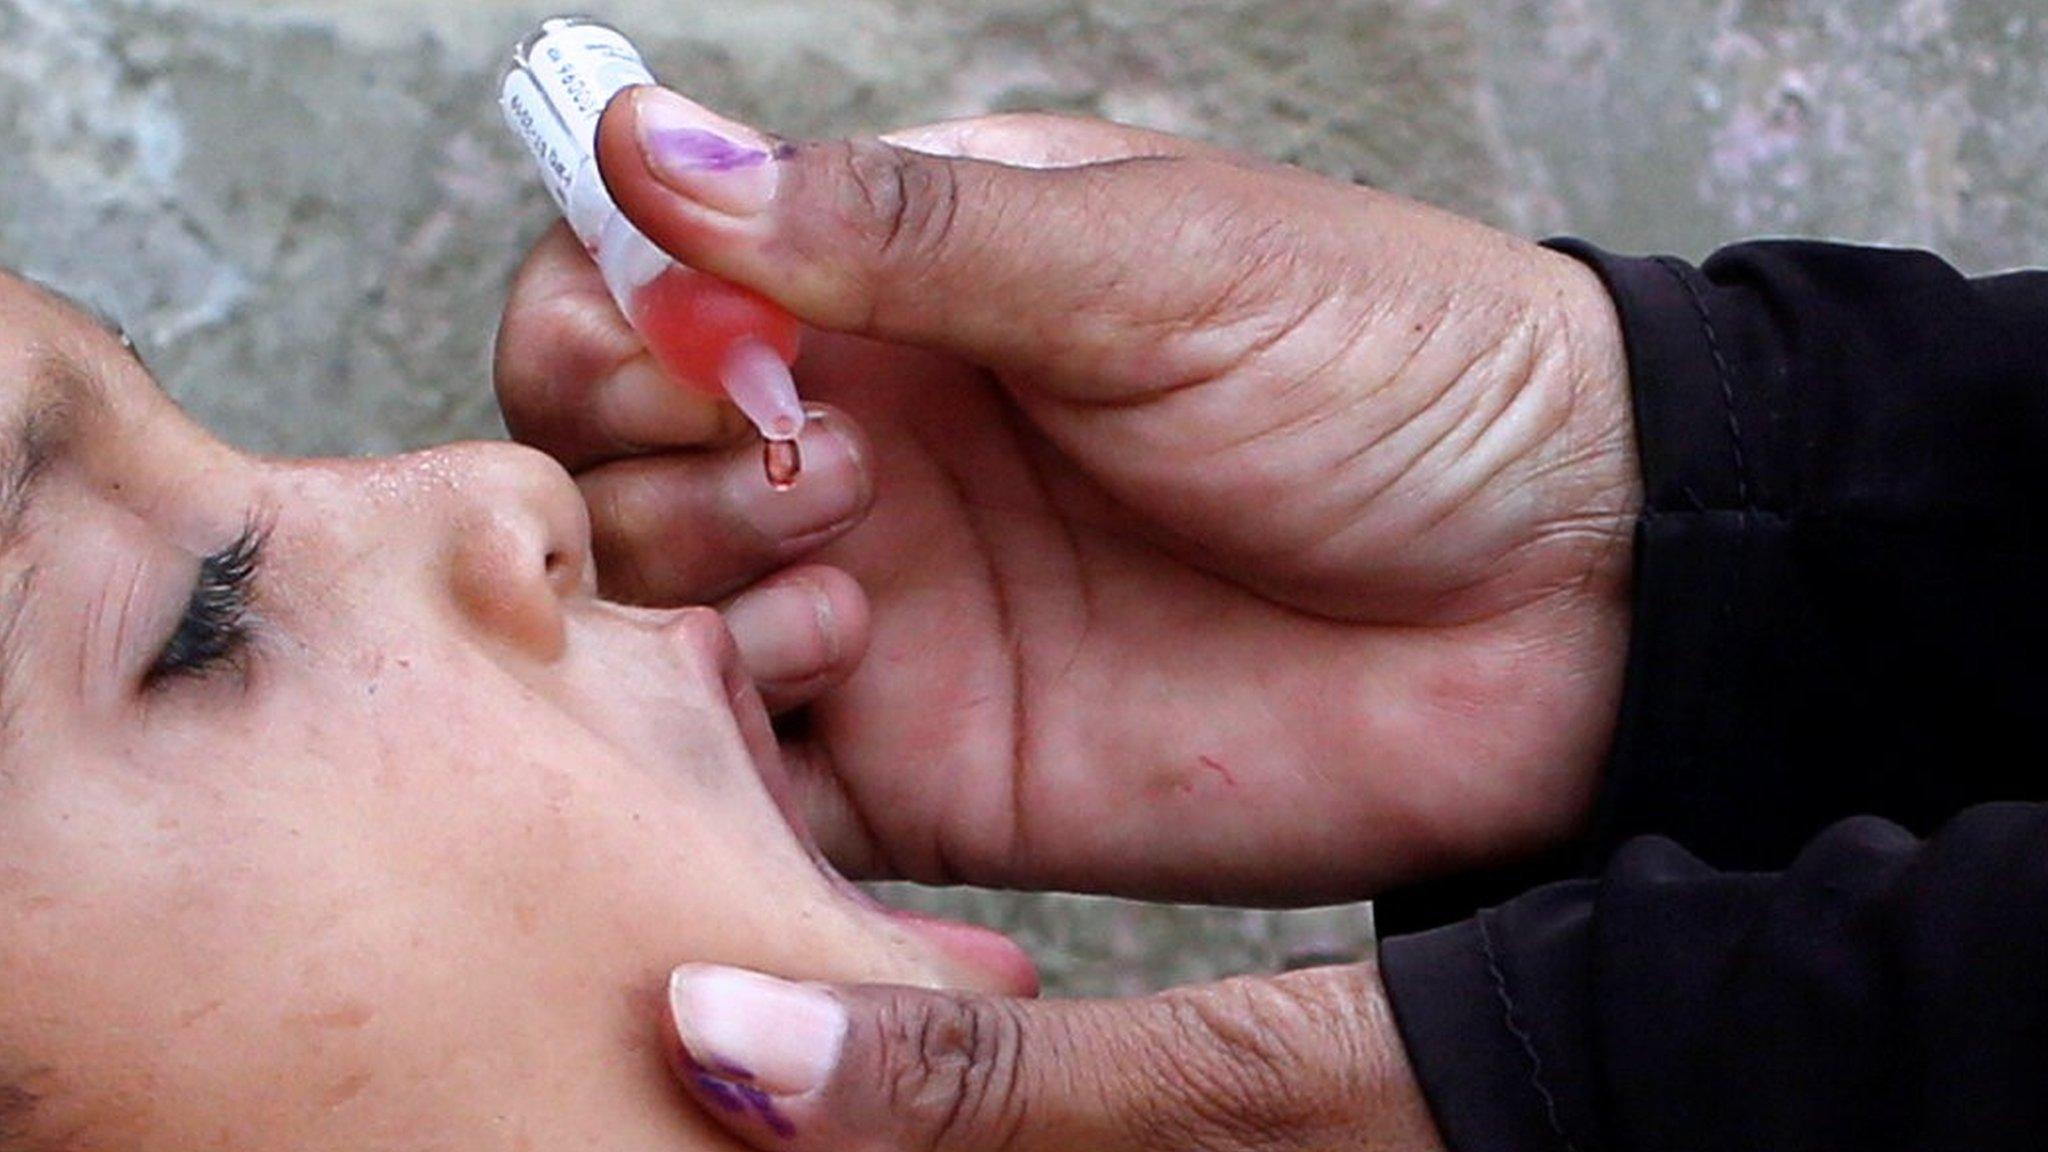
{"left": 145, "top": 521, "right": 266, "bottom": 687}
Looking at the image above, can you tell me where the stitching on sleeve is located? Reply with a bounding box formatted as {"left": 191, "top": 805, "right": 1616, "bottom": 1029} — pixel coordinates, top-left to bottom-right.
{"left": 1478, "top": 914, "right": 1584, "bottom": 1152}
{"left": 1653, "top": 256, "right": 1752, "bottom": 510}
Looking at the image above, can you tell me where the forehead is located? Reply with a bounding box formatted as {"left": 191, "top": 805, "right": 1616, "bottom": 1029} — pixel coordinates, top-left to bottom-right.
{"left": 0, "top": 273, "right": 113, "bottom": 451}
{"left": 0, "top": 272, "right": 208, "bottom": 568}
{"left": 0, "top": 270, "right": 128, "bottom": 365}
{"left": 0, "top": 272, "right": 173, "bottom": 444}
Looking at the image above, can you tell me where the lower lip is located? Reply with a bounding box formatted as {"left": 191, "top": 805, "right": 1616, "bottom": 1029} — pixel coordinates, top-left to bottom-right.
{"left": 815, "top": 859, "right": 1041, "bottom": 997}
{"left": 691, "top": 618, "right": 1040, "bottom": 997}
{"left": 883, "top": 903, "right": 1043, "bottom": 997}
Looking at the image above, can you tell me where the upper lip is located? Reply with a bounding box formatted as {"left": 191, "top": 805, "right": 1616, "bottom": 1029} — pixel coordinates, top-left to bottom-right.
{"left": 658, "top": 604, "right": 742, "bottom": 681}
{"left": 596, "top": 601, "right": 749, "bottom": 714}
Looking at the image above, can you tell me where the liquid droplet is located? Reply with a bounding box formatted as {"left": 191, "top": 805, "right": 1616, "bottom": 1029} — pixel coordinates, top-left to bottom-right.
{"left": 765, "top": 439, "right": 802, "bottom": 490}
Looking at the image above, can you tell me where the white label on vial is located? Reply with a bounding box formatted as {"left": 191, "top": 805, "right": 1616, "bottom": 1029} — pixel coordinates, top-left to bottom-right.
{"left": 526, "top": 22, "right": 655, "bottom": 151}
{"left": 503, "top": 20, "right": 674, "bottom": 304}
{"left": 500, "top": 69, "right": 579, "bottom": 216}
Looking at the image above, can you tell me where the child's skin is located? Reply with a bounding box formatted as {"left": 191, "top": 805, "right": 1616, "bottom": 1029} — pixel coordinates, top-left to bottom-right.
{"left": 0, "top": 271, "right": 1028, "bottom": 1151}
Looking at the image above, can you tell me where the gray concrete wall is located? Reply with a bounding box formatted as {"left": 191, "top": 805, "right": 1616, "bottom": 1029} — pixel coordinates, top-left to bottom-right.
{"left": 5, "top": 0, "right": 2041, "bottom": 994}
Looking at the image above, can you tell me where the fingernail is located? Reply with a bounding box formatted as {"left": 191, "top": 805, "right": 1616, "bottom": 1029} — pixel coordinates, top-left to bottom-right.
{"left": 723, "top": 579, "right": 834, "bottom": 685}
{"left": 731, "top": 411, "right": 868, "bottom": 542}
{"left": 670, "top": 964, "right": 846, "bottom": 1098}
{"left": 634, "top": 87, "right": 781, "bottom": 217}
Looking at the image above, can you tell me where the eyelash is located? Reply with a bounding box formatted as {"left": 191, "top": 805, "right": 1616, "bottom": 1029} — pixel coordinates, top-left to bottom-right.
{"left": 145, "top": 523, "right": 267, "bottom": 688}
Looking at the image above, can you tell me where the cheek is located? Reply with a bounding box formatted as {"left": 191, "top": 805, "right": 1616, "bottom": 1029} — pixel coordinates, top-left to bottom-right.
{"left": 0, "top": 772, "right": 436, "bottom": 1145}
{"left": 0, "top": 659, "right": 928, "bottom": 1147}
{"left": 0, "top": 733, "right": 646, "bottom": 1147}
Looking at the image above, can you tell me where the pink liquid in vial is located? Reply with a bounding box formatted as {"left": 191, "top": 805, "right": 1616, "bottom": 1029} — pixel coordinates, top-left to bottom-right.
{"left": 628, "top": 265, "right": 805, "bottom": 484}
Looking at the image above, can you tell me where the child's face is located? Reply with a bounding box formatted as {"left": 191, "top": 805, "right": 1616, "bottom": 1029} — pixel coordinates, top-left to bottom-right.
{"left": 0, "top": 273, "right": 1030, "bottom": 1150}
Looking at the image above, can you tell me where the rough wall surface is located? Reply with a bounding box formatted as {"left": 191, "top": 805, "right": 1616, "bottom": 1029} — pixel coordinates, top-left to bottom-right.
{"left": 3, "top": 0, "right": 2040, "bottom": 995}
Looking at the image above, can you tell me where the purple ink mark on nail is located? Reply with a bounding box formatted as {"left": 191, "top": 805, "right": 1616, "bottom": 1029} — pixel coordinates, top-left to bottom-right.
{"left": 649, "top": 127, "right": 773, "bottom": 172}
{"left": 694, "top": 1073, "right": 750, "bottom": 1115}
{"left": 735, "top": 1081, "right": 798, "bottom": 1138}
{"left": 682, "top": 1052, "right": 796, "bottom": 1138}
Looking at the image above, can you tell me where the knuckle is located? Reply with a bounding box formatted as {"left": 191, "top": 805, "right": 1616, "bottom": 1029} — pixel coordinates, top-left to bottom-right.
{"left": 582, "top": 469, "right": 648, "bottom": 540}
{"left": 1124, "top": 980, "right": 1352, "bottom": 1152}
{"left": 832, "top": 138, "right": 965, "bottom": 281}
{"left": 866, "top": 993, "right": 1030, "bottom": 1152}
{"left": 494, "top": 291, "right": 637, "bottom": 433}
{"left": 1170, "top": 185, "right": 1316, "bottom": 330}
{"left": 582, "top": 471, "right": 669, "bottom": 599}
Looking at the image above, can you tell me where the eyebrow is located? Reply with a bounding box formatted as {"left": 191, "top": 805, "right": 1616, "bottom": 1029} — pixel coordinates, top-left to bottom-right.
{"left": 0, "top": 350, "right": 111, "bottom": 730}
{"left": 1, "top": 353, "right": 103, "bottom": 541}
{"left": 0, "top": 274, "right": 138, "bottom": 542}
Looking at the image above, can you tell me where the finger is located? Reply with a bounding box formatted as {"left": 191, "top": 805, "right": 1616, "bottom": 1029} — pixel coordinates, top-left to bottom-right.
{"left": 596, "top": 88, "right": 1328, "bottom": 404}
{"left": 721, "top": 565, "right": 870, "bottom": 714}
{"left": 661, "top": 961, "right": 1447, "bottom": 1152}
{"left": 769, "top": 738, "right": 886, "bottom": 881}
{"left": 879, "top": 110, "right": 1224, "bottom": 168}
{"left": 579, "top": 406, "right": 872, "bottom": 605}
{"left": 495, "top": 220, "right": 744, "bottom": 471}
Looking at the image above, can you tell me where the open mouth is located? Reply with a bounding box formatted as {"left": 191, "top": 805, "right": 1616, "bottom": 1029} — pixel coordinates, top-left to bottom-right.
{"left": 667, "top": 605, "right": 1041, "bottom": 997}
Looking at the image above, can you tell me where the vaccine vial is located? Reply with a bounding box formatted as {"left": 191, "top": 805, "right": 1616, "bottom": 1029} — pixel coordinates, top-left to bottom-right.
{"left": 502, "top": 17, "right": 806, "bottom": 486}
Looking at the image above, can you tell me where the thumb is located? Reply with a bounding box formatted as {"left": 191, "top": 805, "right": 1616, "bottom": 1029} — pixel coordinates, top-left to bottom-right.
{"left": 662, "top": 962, "right": 1446, "bottom": 1152}
{"left": 596, "top": 87, "right": 1330, "bottom": 405}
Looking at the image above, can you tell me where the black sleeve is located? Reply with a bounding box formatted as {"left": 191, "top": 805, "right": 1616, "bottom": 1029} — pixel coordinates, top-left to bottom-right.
{"left": 1379, "top": 241, "right": 2048, "bottom": 1150}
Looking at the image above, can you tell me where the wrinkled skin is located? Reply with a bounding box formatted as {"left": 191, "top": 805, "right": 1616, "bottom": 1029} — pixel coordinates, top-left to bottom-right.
{"left": 495, "top": 101, "right": 1639, "bottom": 904}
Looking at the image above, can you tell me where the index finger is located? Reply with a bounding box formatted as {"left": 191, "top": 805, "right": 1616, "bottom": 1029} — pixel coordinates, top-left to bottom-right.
{"left": 494, "top": 221, "right": 745, "bottom": 472}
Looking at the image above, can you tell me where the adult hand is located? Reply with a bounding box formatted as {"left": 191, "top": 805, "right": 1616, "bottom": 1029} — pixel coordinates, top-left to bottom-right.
{"left": 493, "top": 220, "right": 881, "bottom": 722}
{"left": 660, "top": 959, "right": 1445, "bottom": 1152}
{"left": 496, "top": 92, "right": 1639, "bottom": 902}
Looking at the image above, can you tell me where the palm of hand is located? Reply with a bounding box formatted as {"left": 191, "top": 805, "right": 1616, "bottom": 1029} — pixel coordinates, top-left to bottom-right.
{"left": 788, "top": 303, "right": 1632, "bottom": 902}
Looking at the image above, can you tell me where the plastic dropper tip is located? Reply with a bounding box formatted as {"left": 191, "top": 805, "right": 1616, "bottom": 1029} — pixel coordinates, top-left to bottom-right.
{"left": 722, "top": 339, "right": 808, "bottom": 446}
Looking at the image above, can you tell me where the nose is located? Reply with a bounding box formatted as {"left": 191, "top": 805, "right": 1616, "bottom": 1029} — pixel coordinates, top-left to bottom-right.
{"left": 403, "top": 440, "right": 594, "bottom": 654}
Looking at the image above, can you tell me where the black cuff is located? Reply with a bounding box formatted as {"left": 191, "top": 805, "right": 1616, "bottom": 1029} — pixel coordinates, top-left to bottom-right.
{"left": 1546, "top": 240, "right": 1812, "bottom": 870}
{"left": 1378, "top": 241, "right": 1801, "bottom": 930}
{"left": 1380, "top": 882, "right": 1604, "bottom": 1152}
{"left": 1546, "top": 239, "right": 2048, "bottom": 869}
{"left": 1546, "top": 240, "right": 1796, "bottom": 514}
